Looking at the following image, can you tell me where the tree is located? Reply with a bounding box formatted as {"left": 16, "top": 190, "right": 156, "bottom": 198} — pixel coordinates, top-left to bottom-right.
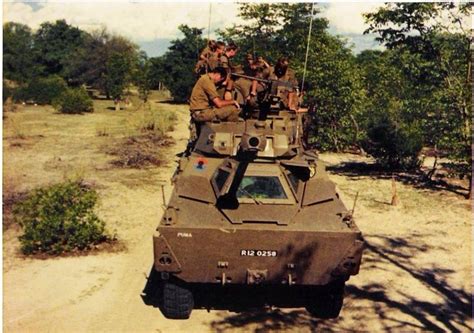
{"left": 3, "top": 22, "right": 37, "bottom": 83}
{"left": 158, "top": 25, "right": 206, "bottom": 102}
{"left": 106, "top": 52, "right": 131, "bottom": 101}
{"left": 64, "top": 28, "right": 139, "bottom": 98}
{"left": 33, "top": 20, "right": 87, "bottom": 79}
{"left": 62, "top": 28, "right": 107, "bottom": 87}
{"left": 134, "top": 51, "right": 153, "bottom": 102}
{"left": 148, "top": 56, "right": 167, "bottom": 90}
{"left": 365, "top": 3, "right": 472, "bottom": 195}
{"left": 219, "top": 3, "right": 328, "bottom": 65}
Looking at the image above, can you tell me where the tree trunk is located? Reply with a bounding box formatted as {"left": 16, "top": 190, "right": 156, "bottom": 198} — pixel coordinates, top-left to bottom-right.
{"left": 391, "top": 176, "right": 400, "bottom": 206}
{"left": 426, "top": 146, "right": 438, "bottom": 180}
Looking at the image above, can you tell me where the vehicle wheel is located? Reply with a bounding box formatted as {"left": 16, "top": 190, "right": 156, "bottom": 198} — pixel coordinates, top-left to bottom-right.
{"left": 160, "top": 280, "right": 194, "bottom": 319}
{"left": 305, "top": 283, "right": 344, "bottom": 319}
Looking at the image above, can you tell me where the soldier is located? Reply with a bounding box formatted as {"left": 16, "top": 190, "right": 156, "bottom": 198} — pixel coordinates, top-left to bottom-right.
{"left": 245, "top": 53, "right": 254, "bottom": 65}
{"left": 218, "top": 42, "right": 238, "bottom": 73}
{"left": 255, "top": 55, "right": 270, "bottom": 70}
{"left": 208, "top": 41, "right": 226, "bottom": 71}
{"left": 200, "top": 40, "right": 217, "bottom": 62}
{"left": 219, "top": 42, "right": 239, "bottom": 100}
{"left": 194, "top": 40, "right": 217, "bottom": 75}
{"left": 233, "top": 55, "right": 260, "bottom": 105}
{"left": 262, "top": 56, "right": 299, "bottom": 110}
{"left": 189, "top": 67, "right": 240, "bottom": 122}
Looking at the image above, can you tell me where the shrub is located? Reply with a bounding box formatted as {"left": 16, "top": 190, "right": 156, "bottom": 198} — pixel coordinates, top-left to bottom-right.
{"left": 364, "top": 113, "right": 423, "bottom": 170}
{"left": 13, "top": 181, "right": 109, "bottom": 255}
{"left": 53, "top": 87, "right": 93, "bottom": 114}
{"left": 136, "top": 105, "right": 176, "bottom": 137}
{"left": 18, "top": 75, "right": 68, "bottom": 104}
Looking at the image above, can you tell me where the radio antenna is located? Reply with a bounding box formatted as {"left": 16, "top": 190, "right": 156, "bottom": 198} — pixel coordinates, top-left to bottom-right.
{"left": 208, "top": 3, "right": 212, "bottom": 41}
{"left": 301, "top": 2, "right": 315, "bottom": 96}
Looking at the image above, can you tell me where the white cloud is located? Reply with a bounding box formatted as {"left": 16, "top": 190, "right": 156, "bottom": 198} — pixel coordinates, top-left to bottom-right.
{"left": 323, "top": 2, "right": 383, "bottom": 35}
{"left": 3, "top": 1, "right": 245, "bottom": 41}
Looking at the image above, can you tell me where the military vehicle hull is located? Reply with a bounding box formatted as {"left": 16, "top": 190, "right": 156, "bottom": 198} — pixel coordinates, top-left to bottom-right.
{"left": 154, "top": 226, "right": 362, "bottom": 286}
{"left": 151, "top": 154, "right": 363, "bottom": 319}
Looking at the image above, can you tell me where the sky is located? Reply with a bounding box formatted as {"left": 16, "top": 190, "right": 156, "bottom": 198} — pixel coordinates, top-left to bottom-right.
{"left": 3, "top": 1, "right": 385, "bottom": 57}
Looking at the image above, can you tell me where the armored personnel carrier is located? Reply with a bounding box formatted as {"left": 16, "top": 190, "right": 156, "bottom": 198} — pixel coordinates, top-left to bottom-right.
{"left": 151, "top": 75, "right": 364, "bottom": 319}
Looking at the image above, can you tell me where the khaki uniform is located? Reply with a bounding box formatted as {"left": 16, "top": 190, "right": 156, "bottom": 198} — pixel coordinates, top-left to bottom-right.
{"left": 233, "top": 65, "right": 259, "bottom": 104}
{"left": 255, "top": 60, "right": 269, "bottom": 72}
{"left": 207, "top": 52, "right": 219, "bottom": 71}
{"left": 262, "top": 67, "right": 298, "bottom": 108}
{"left": 262, "top": 67, "right": 298, "bottom": 87}
{"left": 219, "top": 54, "right": 232, "bottom": 74}
{"left": 189, "top": 74, "right": 239, "bottom": 122}
{"left": 195, "top": 47, "right": 218, "bottom": 75}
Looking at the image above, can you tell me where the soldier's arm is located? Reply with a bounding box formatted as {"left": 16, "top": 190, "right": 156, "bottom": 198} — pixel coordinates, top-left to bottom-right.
{"left": 250, "top": 80, "right": 258, "bottom": 97}
{"left": 200, "top": 47, "right": 210, "bottom": 61}
{"left": 212, "top": 97, "right": 240, "bottom": 109}
{"left": 288, "top": 92, "right": 298, "bottom": 111}
{"left": 288, "top": 72, "right": 299, "bottom": 111}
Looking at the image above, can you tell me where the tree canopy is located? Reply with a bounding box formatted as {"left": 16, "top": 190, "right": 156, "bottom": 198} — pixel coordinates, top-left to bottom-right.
{"left": 363, "top": 2, "right": 471, "bottom": 177}
{"left": 3, "top": 20, "right": 140, "bottom": 99}
{"left": 149, "top": 25, "right": 206, "bottom": 102}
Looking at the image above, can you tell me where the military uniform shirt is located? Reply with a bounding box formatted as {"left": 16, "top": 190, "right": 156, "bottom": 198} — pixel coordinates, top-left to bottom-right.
{"left": 219, "top": 54, "right": 234, "bottom": 75}
{"left": 189, "top": 74, "right": 219, "bottom": 110}
{"left": 262, "top": 67, "right": 298, "bottom": 87}
{"left": 219, "top": 54, "right": 229, "bottom": 68}
{"left": 200, "top": 46, "right": 212, "bottom": 60}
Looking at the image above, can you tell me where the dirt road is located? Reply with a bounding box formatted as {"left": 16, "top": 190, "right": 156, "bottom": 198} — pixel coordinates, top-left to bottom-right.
{"left": 3, "top": 100, "right": 472, "bottom": 332}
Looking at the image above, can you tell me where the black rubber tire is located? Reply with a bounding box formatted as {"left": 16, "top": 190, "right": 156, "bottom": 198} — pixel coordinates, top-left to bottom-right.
{"left": 305, "top": 282, "right": 345, "bottom": 319}
{"left": 160, "top": 281, "right": 194, "bottom": 319}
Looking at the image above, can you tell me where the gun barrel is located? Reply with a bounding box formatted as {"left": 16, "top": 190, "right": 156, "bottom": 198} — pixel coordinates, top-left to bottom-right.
{"left": 231, "top": 72, "right": 297, "bottom": 90}
{"left": 231, "top": 72, "right": 270, "bottom": 84}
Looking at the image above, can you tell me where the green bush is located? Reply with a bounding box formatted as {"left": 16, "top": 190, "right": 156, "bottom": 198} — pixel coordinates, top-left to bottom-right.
{"left": 13, "top": 181, "right": 108, "bottom": 255}
{"left": 53, "top": 87, "right": 93, "bottom": 114}
{"left": 364, "top": 113, "right": 423, "bottom": 170}
{"left": 18, "top": 75, "right": 68, "bottom": 104}
{"left": 136, "top": 105, "right": 177, "bottom": 137}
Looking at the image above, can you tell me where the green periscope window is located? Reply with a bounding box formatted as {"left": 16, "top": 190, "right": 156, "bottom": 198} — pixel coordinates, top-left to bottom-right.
{"left": 237, "top": 176, "right": 288, "bottom": 199}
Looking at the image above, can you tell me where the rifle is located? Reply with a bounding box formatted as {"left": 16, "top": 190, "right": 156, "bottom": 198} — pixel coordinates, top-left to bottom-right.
{"left": 230, "top": 72, "right": 297, "bottom": 91}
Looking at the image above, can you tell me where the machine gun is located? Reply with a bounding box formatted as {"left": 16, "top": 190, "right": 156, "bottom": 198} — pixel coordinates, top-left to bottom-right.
{"left": 230, "top": 72, "right": 299, "bottom": 121}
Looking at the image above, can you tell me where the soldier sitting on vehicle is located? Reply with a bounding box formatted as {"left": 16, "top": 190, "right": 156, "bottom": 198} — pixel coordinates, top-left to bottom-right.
{"left": 233, "top": 55, "right": 261, "bottom": 105}
{"left": 218, "top": 42, "right": 239, "bottom": 100}
{"left": 255, "top": 55, "right": 270, "bottom": 70}
{"left": 194, "top": 40, "right": 216, "bottom": 76}
{"left": 208, "top": 41, "right": 226, "bottom": 71}
{"left": 261, "top": 56, "right": 299, "bottom": 110}
{"left": 189, "top": 66, "right": 240, "bottom": 123}
{"left": 194, "top": 40, "right": 226, "bottom": 76}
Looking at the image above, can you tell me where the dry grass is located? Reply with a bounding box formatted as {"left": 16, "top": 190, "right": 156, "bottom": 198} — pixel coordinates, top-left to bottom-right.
{"left": 3, "top": 93, "right": 472, "bottom": 331}
{"left": 3, "top": 90, "right": 185, "bottom": 252}
{"left": 106, "top": 101, "right": 177, "bottom": 168}
{"left": 108, "top": 133, "right": 174, "bottom": 168}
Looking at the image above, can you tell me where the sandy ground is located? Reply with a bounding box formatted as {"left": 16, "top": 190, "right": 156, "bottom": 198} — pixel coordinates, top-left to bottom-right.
{"left": 3, "top": 97, "right": 472, "bottom": 332}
